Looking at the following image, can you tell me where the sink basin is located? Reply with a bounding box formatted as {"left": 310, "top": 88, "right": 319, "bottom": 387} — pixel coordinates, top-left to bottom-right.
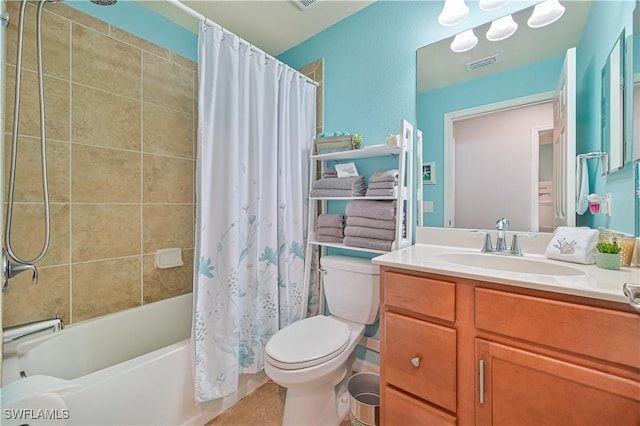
{"left": 435, "top": 253, "right": 586, "bottom": 276}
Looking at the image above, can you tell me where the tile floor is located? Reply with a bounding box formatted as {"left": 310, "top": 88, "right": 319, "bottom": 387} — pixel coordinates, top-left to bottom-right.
{"left": 205, "top": 381, "right": 351, "bottom": 426}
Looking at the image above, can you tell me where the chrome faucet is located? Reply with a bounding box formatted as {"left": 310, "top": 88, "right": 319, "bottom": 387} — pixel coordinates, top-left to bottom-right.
{"left": 472, "top": 218, "right": 536, "bottom": 256}
{"left": 3, "top": 315, "right": 64, "bottom": 344}
{"left": 2, "top": 248, "right": 38, "bottom": 293}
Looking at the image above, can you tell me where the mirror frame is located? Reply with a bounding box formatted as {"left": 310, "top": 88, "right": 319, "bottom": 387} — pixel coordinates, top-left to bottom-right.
{"left": 601, "top": 30, "right": 626, "bottom": 173}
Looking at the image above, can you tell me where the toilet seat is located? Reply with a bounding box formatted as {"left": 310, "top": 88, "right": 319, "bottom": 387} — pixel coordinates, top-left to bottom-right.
{"left": 265, "top": 315, "right": 351, "bottom": 370}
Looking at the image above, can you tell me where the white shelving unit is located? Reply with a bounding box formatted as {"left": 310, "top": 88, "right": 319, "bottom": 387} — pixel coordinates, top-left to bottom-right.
{"left": 300, "top": 120, "right": 414, "bottom": 316}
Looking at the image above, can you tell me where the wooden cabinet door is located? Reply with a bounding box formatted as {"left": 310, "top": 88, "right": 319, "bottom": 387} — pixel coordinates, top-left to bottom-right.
{"left": 476, "top": 339, "right": 640, "bottom": 426}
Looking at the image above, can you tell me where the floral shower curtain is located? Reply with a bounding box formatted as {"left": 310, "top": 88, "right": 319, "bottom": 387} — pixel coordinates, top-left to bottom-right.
{"left": 193, "top": 22, "right": 317, "bottom": 401}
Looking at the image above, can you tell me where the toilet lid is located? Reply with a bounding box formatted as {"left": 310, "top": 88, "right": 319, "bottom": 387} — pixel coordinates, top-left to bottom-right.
{"left": 265, "top": 316, "right": 351, "bottom": 370}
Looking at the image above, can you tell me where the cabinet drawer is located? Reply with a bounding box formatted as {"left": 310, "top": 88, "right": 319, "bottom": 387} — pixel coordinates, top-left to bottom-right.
{"left": 384, "top": 311, "right": 456, "bottom": 412}
{"left": 384, "top": 272, "right": 455, "bottom": 322}
{"left": 475, "top": 288, "right": 640, "bottom": 369}
{"left": 384, "top": 386, "right": 456, "bottom": 426}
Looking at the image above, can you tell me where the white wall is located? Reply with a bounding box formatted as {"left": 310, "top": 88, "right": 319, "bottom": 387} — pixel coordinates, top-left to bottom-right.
{"left": 454, "top": 102, "right": 553, "bottom": 231}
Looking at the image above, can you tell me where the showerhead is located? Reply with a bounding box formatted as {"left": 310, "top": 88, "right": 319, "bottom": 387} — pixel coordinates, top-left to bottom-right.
{"left": 91, "top": 0, "right": 117, "bottom": 5}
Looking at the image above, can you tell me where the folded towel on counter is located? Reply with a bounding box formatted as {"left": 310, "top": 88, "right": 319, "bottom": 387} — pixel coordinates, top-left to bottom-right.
{"left": 317, "top": 227, "right": 344, "bottom": 238}
{"left": 322, "top": 168, "right": 338, "bottom": 179}
{"left": 367, "top": 181, "right": 397, "bottom": 190}
{"left": 346, "top": 200, "right": 396, "bottom": 220}
{"left": 544, "top": 226, "right": 599, "bottom": 264}
{"left": 310, "top": 189, "right": 365, "bottom": 197}
{"left": 343, "top": 236, "right": 393, "bottom": 251}
{"left": 365, "top": 188, "right": 398, "bottom": 198}
{"left": 317, "top": 235, "right": 344, "bottom": 244}
{"left": 346, "top": 216, "right": 396, "bottom": 230}
{"left": 312, "top": 176, "right": 365, "bottom": 191}
{"left": 317, "top": 214, "right": 344, "bottom": 228}
{"left": 345, "top": 226, "right": 395, "bottom": 241}
{"left": 369, "top": 169, "right": 399, "bottom": 183}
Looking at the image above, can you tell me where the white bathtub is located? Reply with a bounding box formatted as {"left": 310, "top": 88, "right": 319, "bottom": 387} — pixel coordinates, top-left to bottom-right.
{"left": 1, "top": 293, "right": 267, "bottom": 426}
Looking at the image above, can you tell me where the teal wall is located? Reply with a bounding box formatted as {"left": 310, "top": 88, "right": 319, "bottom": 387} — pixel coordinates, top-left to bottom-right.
{"left": 576, "top": 0, "right": 635, "bottom": 234}
{"left": 416, "top": 55, "right": 564, "bottom": 227}
{"left": 66, "top": 0, "right": 197, "bottom": 61}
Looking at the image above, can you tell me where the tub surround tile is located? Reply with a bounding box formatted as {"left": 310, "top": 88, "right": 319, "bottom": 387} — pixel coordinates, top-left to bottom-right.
{"left": 143, "top": 250, "right": 193, "bottom": 303}
{"left": 71, "top": 204, "right": 141, "bottom": 263}
{"left": 143, "top": 204, "right": 193, "bottom": 254}
{"left": 72, "top": 24, "right": 142, "bottom": 99}
{"left": 3, "top": 135, "right": 70, "bottom": 203}
{"left": 143, "top": 154, "right": 194, "bottom": 204}
{"left": 71, "top": 144, "right": 141, "bottom": 203}
{"left": 48, "top": 3, "right": 110, "bottom": 35}
{"left": 72, "top": 84, "right": 142, "bottom": 151}
{"left": 3, "top": 265, "right": 71, "bottom": 328}
{"left": 169, "top": 52, "right": 197, "bottom": 71}
{"left": 143, "top": 53, "right": 194, "bottom": 114}
{"left": 72, "top": 257, "right": 141, "bottom": 322}
{"left": 109, "top": 26, "right": 171, "bottom": 59}
{"left": 143, "top": 103, "right": 193, "bottom": 158}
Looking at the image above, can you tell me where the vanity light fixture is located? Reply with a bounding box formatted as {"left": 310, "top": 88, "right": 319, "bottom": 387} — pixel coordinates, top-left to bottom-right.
{"left": 486, "top": 14, "right": 518, "bottom": 41}
{"left": 527, "top": 0, "right": 565, "bottom": 28}
{"left": 451, "top": 29, "right": 478, "bottom": 53}
{"left": 438, "top": 0, "right": 470, "bottom": 26}
{"left": 478, "top": 0, "right": 510, "bottom": 12}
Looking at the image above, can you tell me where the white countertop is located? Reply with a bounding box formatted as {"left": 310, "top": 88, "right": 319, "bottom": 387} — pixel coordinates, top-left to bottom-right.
{"left": 371, "top": 228, "right": 640, "bottom": 305}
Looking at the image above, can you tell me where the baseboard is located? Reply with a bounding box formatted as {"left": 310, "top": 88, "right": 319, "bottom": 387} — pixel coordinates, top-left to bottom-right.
{"left": 353, "top": 358, "right": 380, "bottom": 374}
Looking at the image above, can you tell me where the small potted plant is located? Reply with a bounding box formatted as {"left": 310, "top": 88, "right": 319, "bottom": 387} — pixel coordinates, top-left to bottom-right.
{"left": 595, "top": 240, "right": 622, "bottom": 270}
{"left": 352, "top": 134, "right": 363, "bottom": 149}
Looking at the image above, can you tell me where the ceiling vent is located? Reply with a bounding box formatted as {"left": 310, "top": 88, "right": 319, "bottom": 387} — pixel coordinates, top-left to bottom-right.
{"left": 466, "top": 54, "right": 500, "bottom": 71}
{"left": 292, "top": 0, "right": 320, "bottom": 11}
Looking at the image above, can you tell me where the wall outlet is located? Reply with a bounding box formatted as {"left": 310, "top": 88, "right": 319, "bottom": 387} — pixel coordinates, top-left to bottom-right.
{"left": 423, "top": 201, "right": 434, "bottom": 213}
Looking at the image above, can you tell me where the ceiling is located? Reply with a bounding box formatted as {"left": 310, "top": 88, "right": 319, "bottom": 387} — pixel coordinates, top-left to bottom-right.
{"left": 136, "top": 0, "right": 375, "bottom": 57}
{"left": 417, "top": 1, "right": 591, "bottom": 93}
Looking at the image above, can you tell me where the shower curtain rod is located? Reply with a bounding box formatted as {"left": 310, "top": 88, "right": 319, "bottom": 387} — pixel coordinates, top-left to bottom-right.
{"left": 166, "top": 0, "right": 319, "bottom": 87}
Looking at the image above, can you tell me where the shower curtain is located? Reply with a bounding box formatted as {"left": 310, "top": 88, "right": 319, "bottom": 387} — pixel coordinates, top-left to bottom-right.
{"left": 193, "top": 23, "right": 317, "bottom": 401}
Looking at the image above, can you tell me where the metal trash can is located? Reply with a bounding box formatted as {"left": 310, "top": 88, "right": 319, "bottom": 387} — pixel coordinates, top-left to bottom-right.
{"left": 347, "top": 372, "right": 380, "bottom": 426}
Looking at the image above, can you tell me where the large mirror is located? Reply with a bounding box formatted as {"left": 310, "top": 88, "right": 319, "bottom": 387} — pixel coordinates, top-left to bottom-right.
{"left": 601, "top": 30, "right": 625, "bottom": 173}
{"left": 417, "top": 1, "right": 637, "bottom": 235}
{"left": 634, "top": 1, "right": 640, "bottom": 236}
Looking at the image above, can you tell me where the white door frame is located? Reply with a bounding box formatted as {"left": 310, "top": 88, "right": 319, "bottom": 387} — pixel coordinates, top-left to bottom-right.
{"left": 530, "top": 125, "right": 555, "bottom": 231}
{"left": 443, "top": 91, "right": 555, "bottom": 228}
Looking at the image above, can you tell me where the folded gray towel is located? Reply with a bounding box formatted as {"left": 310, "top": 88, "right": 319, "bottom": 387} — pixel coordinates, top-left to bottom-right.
{"left": 343, "top": 236, "right": 393, "bottom": 251}
{"left": 368, "top": 181, "right": 397, "bottom": 190}
{"left": 365, "top": 188, "right": 397, "bottom": 197}
{"left": 346, "top": 200, "right": 396, "bottom": 220}
{"left": 369, "top": 169, "right": 399, "bottom": 183}
{"left": 310, "top": 188, "right": 366, "bottom": 197}
{"left": 317, "top": 235, "right": 344, "bottom": 243}
{"left": 318, "top": 227, "right": 344, "bottom": 238}
{"left": 312, "top": 176, "right": 365, "bottom": 191}
{"left": 317, "top": 214, "right": 344, "bottom": 228}
{"left": 321, "top": 168, "right": 337, "bottom": 179}
{"left": 345, "top": 225, "right": 395, "bottom": 241}
{"left": 346, "top": 216, "right": 396, "bottom": 230}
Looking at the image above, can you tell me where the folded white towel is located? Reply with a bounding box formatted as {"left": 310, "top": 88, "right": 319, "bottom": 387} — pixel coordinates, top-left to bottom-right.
{"left": 544, "top": 226, "right": 599, "bottom": 264}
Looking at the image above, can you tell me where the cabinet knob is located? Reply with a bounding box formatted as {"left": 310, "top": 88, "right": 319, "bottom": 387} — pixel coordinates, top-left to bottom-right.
{"left": 410, "top": 356, "right": 421, "bottom": 368}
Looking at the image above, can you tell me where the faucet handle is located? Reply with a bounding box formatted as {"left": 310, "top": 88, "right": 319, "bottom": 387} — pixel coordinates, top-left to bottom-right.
{"left": 495, "top": 217, "right": 510, "bottom": 231}
{"left": 510, "top": 232, "right": 536, "bottom": 256}
{"left": 471, "top": 230, "right": 494, "bottom": 253}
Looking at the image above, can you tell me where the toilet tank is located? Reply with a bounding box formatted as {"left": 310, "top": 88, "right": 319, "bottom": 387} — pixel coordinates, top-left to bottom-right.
{"left": 320, "top": 255, "right": 380, "bottom": 325}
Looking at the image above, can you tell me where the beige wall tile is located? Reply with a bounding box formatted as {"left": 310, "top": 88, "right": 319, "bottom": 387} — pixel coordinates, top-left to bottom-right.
{"left": 109, "top": 26, "right": 170, "bottom": 59}
{"left": 143, "top": 249, "right": 193, "bottom": 304}
{"left": 170, "top": 52, "right": 197, "bottom": 71}
{"left": 5, "top": 66, "right": 70, "bottom": 140}
{"left": 142, "top": 204, "right": 193, "bottom": 254}
{"left": 48, "top": 3, "right": 109, "bottom": 35}
{"left": 143, "top": 103, "right": 193, "bottom": 158}
{"left": 71, "top": 204, "right": 141, "bottom": 262}
{"left": 143, "top": 154, "right": 193, "bottom": 203}
{"left": 71, "top": 144, "right": 141, "bottom": 203}
{"left": 72, "top": 257, "right": 141, "bottom": 322}
{"left": 5, "top": 3, "right": 71, "bottom": 79}
{"left": 72, "top": 84, "right": 141, "bottom": 151}
{"left": 3, "top": 265, "right": 70, "bottom": 327}
{"left": 5, "top": 203, "right": 70, "bottom": 267}
{"left": 143, "top": 53, "right": 193, "bottom": 114}
{"left": 3, "top": 136, "right": 70, "bottom": 203}
{"left": 72, "top": 24, "right": 141, "bottom": 99}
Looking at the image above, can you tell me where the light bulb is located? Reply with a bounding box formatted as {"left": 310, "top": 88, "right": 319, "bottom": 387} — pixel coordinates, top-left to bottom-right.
{"left": 479, "top": 0, "right": 511, "bottom": 12}
{"left": 450, "top": 29, "right": 478, "bottom": 53}
{"left": 527, "top": 0, "right": 565, "bottom": 28}
{"left": 486, "top": 15, "right": 518, "bottom": 41}
{"left": 438, "top": 0, "right": 470, "bottom": 27}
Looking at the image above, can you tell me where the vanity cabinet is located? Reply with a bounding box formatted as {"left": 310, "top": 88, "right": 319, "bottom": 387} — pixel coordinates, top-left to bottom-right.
{"left": 379, "top": 267, "right": 640, "bottom": 426}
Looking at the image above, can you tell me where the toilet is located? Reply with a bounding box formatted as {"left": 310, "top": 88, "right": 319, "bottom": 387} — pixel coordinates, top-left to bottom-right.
{"left": 264, "top": 255, "right": 380, "bottom": 426}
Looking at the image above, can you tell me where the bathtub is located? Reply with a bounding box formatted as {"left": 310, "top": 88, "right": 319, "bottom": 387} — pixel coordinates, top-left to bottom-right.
{"left": 1, "top": 293, "right": 267, "bottom": 426}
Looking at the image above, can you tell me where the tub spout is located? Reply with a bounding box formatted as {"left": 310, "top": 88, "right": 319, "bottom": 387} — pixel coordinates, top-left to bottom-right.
{"left": 3, "top": 315, "right": 64, "bottom": 344}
